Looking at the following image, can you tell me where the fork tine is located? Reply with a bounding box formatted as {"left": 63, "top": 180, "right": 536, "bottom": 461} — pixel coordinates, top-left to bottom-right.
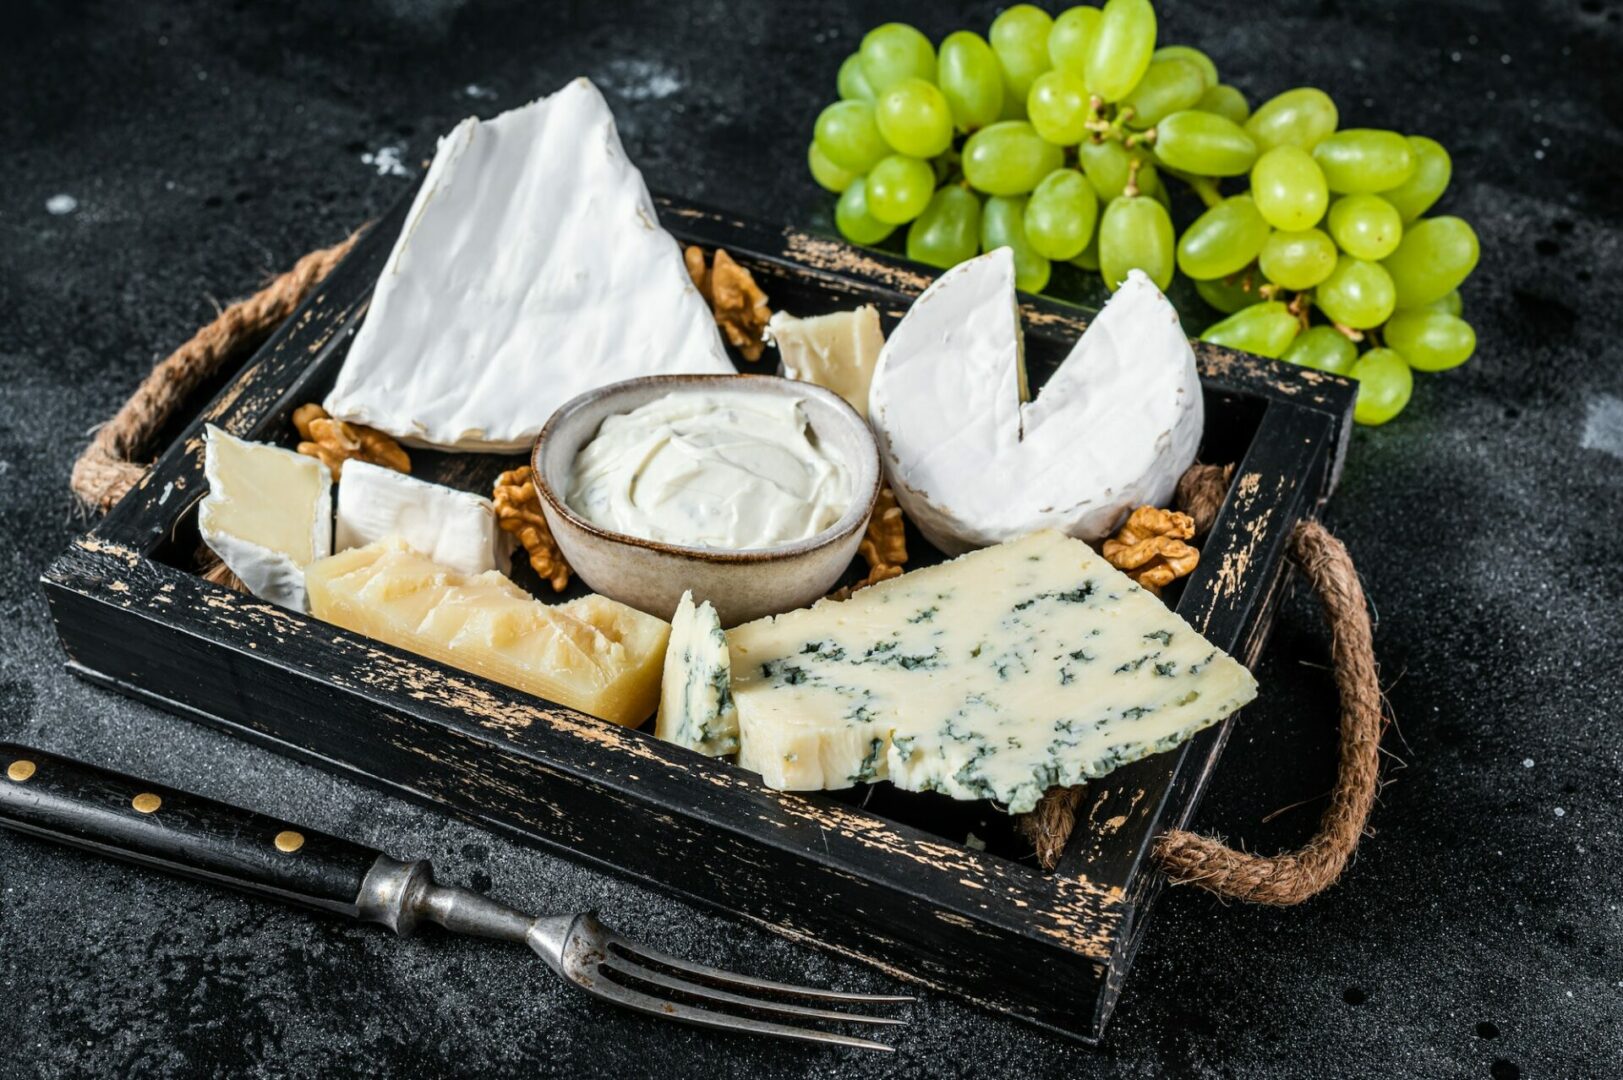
{"left": 599, "top": 952, "right": 906, "bottom": 1027}
{"left": 605, "top": 936, "right": 915, "bottom": 1004}
{"left": 578, "top": 969, "right": 896, "bottom": 1052}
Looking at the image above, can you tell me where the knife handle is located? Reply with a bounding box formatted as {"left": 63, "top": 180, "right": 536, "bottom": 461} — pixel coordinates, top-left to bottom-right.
{"left": 0, "top": 743, "right": 382, "bottom": 915}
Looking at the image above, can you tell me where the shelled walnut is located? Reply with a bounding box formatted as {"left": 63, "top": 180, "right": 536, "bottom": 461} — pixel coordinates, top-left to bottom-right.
{"left": 1102, "top": 506, "right": 1200, "bottom": 594}
{"left": 492, "top": 466, "right": 572, "bottom": 592}
{"left": 829, "top": 488, "right": 909, "bottom": 601}
{"left": 292, "top": 403, "right": 410, "bottom": 479}
{"left": 684, "top": 246, "right": 771, "bottom": 361}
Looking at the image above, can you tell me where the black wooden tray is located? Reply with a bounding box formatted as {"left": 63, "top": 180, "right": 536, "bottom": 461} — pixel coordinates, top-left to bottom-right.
{"left": 43, "top": 193, "right": 1355, "bottom": 1044}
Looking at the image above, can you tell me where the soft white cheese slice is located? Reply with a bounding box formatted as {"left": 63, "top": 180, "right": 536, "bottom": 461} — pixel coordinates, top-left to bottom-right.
{"left": 727, "top": 530, "right": 1257, "bottom": 813}
{"left": 322, "top": 77, "right": 733, "bottom": 451}
{"left": 334, "top": 460, "right": 511, "bottom": 576}
{"left": 655, "top": 591, "right": 738, "bottom": 756}
{"left": 199, "top": 425, "right": 332, "bottom": 610}
{"left": 868, "top": 249, "right": 1203, "bottom": 553}
{"left": 765, "top": 305, "right": 885, "bottom": 419}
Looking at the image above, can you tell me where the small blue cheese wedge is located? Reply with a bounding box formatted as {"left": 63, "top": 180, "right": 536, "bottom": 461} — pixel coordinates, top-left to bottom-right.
{"left": 726, "top": 530, "right": 1257, "bottom": 813}
{"left": 655, "top": 591, "right": 738, "bottom": 756}
{"left": 199, "top": 425, "right": 332, "bottom": 610}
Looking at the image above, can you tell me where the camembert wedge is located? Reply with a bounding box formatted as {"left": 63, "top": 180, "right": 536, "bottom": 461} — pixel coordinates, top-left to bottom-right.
{"left": 726, "top": 530, "right": 1257, "bottom": 813}
{"left": 198, "top": 425, "right": 332, "bottom": 611}
{"left": 334, "top": 460, "right": 510, "bottom": 576}
{"left": 307, "top": 538, "right": 670, "bottom": 726}
{"left": 655, "top": 591, "right": 738, "bottom": 756}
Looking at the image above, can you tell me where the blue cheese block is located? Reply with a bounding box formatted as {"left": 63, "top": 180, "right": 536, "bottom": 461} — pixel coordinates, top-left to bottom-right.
{"left": 655, "top": 591, "right": 739, "bottom": 756}
{"left": 726, "top": 530, "right": 1258, "bottom": 813}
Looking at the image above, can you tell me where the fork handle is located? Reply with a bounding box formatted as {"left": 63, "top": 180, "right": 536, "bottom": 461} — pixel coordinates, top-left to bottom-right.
{"left": 0, "top": 743, "right": 381, "bottom": 915}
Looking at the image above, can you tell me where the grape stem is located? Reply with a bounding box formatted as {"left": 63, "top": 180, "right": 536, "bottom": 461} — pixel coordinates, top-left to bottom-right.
{"left": 1330, "top": 320, "right": 1366, "bottom": 343}
{"left": 1124, "top": 157, "right": 1144, "bottom": 198}
{"left": 1187, "top": 177, "right": 1224, "bottom": 209}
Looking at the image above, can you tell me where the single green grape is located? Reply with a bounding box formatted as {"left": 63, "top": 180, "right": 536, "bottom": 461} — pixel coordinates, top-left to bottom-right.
{"left": 1078, "top": 137, "right": 1159, "bottom": 199}
{"left": 865, "top": 154, "right": 936, "bottom": 224}
{"left": 1196, "top": 273, "right": 1266, "bottom": 314}
{"left": 1244, "top": 87, "right": 1338, "bottom": 151}
{"left": 1026, "top": 70, "right": 1091, "bottom": 145}
{"left": 1150, "top": 45, "right": 1217, "bottom": 88}
{"left": 1119, "top": 58, "right": 1205, "bottom": 129}
{"left": 1258, "top": 228, "right": 1338, "bottom": 290}
{"left": 1382, "top": 310, "right": 1476, "bottom": 371}
{"left": 1327, "top": 194, "right": 1403, "bottom": 260}
{"left": 1177, "top": 195, "right": 1270, "bottom": 280}
{"left": 963, "top": 121, "right": 1064, "bottom": 195}
{"left": 1315, "top": 255, "right": 1397, "bottom": 329}
{"left": 1098, "top": 194, "right": 1174, "bottom": 290}
{"left": 1199, "top": 301, "right": 1300, "bottom": 359}
{"left": 807, "top": 141, "right": 857, "bottom": 193}
{"left": 859, "top": 23, "right": 936, "bottom": 95}
{"left": 835, "top": 178, "right": 897, "bottom": 245}
{"left": 814, "top": 100, "right": 889, "bottom": 173}
{"left": 1154, "top": 110, "right": 1257, "bottom": 176}
{"left": 1281, "top": 324, "right": 1358, "bottom": 374}
{"left": 1197, "top": 83, "right": 1250, "bottom": 125}
{"left": 1071, "top": 229, "right": 1102, "bottom": 270}
{"left": 1084, "top": 0, "right": 1157, "bottom": 102}
{"left": 990, "top": 5, "right": 1054, "bottom": 102}
{"left": 1312, "top": 129, "right": 1416, "bottom": 194}
{"left": 1417, "top": 290, "right": 1463, "bottom": 317}
{"left": 1250, "top": 146, "right": 1329, "bottom": 230}
{"left": 1349, "top": 347, "right": 1413, "bottom": 425}
{"left": 1383, "top": 216, "right": 1480, "bottom": 308}
{"left": 875, "top": 77, "right": 954, "bottom": 158}
{"left": 938, "top": 31, "right": 1005, "bottom": 133}
{"left": 907, "top": 185, "right": 983, "bottom": 269}
{"left": 1380, "top": 136, "right": 1452, "bottom": 221}
{"left": 982, "top": 194, "right": 1052, "bottom": 293}
{"left": 1025, "top": 168, "right": 1099, "bottom": 260}
{"left": 837, "top": 53, "right": 874, "bottom": 101}
{"left": 1048, "top": 6, "right": 1101, "bottom": 77}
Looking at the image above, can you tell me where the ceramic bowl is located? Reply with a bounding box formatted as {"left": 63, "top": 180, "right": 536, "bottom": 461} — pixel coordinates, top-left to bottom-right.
{"left": 532, "top": 374, "right": 881, "bottom": 627}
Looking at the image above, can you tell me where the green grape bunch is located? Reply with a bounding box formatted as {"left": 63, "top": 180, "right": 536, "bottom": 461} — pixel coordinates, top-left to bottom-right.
{"left": 807, "top": 0, "right": 1482, "bottom": 426}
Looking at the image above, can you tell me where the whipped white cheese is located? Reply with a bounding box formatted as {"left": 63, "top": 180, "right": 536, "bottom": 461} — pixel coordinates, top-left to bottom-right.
{"left": 566, "top": 391, "right": 852, "bottom": 550}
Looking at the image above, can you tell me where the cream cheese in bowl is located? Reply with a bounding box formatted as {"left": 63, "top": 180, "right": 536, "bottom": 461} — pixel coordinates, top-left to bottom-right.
{"left": 565, "top": 391, "right": 852, "bottom": 551}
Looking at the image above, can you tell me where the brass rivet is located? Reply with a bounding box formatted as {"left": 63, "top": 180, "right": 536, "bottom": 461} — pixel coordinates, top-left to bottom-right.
{"left": 273, "top": 830, "right": 305, "bottom": 853}
{"left": 6, "top": 760, "right": 36, "bottom": 782}
{"left": 131, "top": 792, "right": 162, "bottom": 814}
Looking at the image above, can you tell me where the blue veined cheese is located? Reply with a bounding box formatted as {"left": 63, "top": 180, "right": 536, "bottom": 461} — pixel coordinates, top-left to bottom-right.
{"left": 655, "top": 591, "right": 738, "bottom": 756}
{"left": 726, "top": 530, "right": 1257, "bottom": 813}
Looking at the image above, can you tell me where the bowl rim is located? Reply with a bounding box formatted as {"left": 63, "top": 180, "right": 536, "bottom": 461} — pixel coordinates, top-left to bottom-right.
{"left": 531, "top": 372, "right": 882, "bottom": 565}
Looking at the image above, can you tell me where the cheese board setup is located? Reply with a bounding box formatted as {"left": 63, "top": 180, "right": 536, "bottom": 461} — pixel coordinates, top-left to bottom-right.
{"left": 40, "top": 37, "right": 1400, "bottom": 1046}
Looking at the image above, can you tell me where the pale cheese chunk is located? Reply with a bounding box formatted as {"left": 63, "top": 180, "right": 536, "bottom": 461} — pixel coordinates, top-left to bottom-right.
{"left": 765, "top": 305, "right": 885, "bottom": 419}
{"left": 199, "top": 425, "right": 332, "bottom": 610}
{"left": 306, "top": 539, "right": 670, "bottom": 726}
{"left": 334, "top": 460, "right": 510, "bottom": 577}
{"left": 726, "top": 530, "right": 1257, "bottom": 813}
{"left": 655, "top": 591, "right": 738, "bottom": 756}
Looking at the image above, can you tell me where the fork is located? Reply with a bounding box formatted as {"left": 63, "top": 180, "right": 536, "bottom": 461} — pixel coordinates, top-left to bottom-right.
{"left": 0, "top": 743, "right": 910, "bottom": 1051}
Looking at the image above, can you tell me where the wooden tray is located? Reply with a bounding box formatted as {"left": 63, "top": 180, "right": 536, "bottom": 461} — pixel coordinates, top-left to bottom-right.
{"left": 43, "top": 193, "right": 1355, "bottom": 1044}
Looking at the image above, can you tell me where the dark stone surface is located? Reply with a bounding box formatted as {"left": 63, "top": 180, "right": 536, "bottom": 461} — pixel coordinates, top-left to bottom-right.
{"left": 2, "top": 1, "right": 1620, "bottom": 1076}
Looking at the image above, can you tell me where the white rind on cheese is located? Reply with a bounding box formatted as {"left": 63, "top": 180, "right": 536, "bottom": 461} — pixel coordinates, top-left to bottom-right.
{"left": 655, "top": 591, "right": 739, "bottom": 756}
{"left": 726, "top": 530, "right": 1257, "bottom": 813}
{"left": 765, "top": 305, "right": 885, "bottom": 419}
{"left": 868, "top": 249, "right": 1203, "bottom": 553}
{"left": 199, "top": 425, "right": 332, "bottom": 610}
{"left": 334, "top": 460, "right": 511, "bottom": 577}
{"left": 323, "top": 77, "right": 733, "bottom": 451}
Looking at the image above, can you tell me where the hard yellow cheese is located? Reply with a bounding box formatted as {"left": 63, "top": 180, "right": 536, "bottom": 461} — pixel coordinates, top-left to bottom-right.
{"left": 726, "top": 530, "right": 1258, "bottom": 812}
{"left": 306, "top": 538, "right": 669, "bottom": 726}
{"left": 765, "top": 305, "right": 884, "bottom": 419}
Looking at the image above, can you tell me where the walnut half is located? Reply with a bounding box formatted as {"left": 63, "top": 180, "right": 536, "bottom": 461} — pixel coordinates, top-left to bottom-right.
{"left": 292, "top": 403, "right": 410, "bottom": 480}
{"left": 685, "top": 246, "right": 772, "bottom": 361}
{"left": 828, "top": 488, "right": 909, "bottom": 601}
{"left": 1102, "top": 506, "right": 1200, "bottom": 595}
{"left": 492, "top": 466, "right": 572, "bottom": 592}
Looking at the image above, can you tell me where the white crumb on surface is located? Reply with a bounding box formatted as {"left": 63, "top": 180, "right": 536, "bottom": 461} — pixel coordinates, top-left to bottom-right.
{"left": 360, "top": 146, "right": 410, "bottom": 178}
{"left": 601, "top": 58, "right": 683, "bottom": 101}
{"left": 1580, "top": 394, "right": 1623, "bottom": 460}
{"left": 45, "top": 194, "right": 78, "bottom": 215}
{"left": 1523, "top": 758, "right": 1535, "bottom": 768}
{"left": 461, "top": 83, "right": 497, "bottom": 100}
{"left": 1554, "top": 807, "right": 1565, "bottom": 817}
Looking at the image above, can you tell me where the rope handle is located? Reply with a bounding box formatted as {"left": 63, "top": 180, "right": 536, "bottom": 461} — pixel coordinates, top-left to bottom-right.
{"left": 1020, "top": 465, "right": 1385, "bottom": 905}
{"left": 70, "top": 230, "right": 363, "bottom": 513}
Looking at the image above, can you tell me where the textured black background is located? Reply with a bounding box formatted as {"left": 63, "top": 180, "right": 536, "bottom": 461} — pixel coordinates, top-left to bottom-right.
{"left": 3, "top": 1, "right": 1621, "bottom": 1077}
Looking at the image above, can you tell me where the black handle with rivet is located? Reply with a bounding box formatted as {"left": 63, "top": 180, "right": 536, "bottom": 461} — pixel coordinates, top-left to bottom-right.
{"left": 0, "top": 743, "right": 383, "bottom": 915}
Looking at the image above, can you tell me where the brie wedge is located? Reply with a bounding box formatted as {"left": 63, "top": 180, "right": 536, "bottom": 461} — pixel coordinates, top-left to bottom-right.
{"left": 868, "top": 250, "right": 1203, "bottom": 553}
{"left": 334, "top": 460, "right": 511, "bottom": 576}
{"left": 765, "top": 305, "right": 885, "bottom": 419}
{"left": 655, "top": 591, "right": 738, "bottom": 756}
{"left": 198, "top": 425, "right": 332, "bottom": 610}
{"left": 322, "top": 77, "right": 733, "bottom": 451}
